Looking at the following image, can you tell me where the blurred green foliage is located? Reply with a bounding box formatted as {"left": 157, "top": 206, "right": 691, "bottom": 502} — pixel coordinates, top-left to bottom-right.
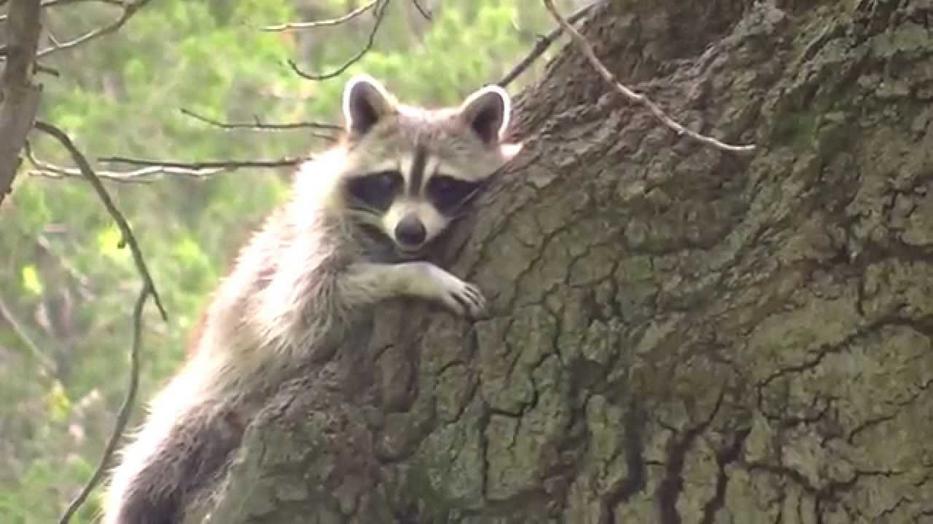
{"left": 0, "top": 0, "right": 574, "bottom": 521}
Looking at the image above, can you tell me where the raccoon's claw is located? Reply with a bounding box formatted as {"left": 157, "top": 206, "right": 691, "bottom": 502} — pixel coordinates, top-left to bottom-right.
{"left": 402, "top": 262, "right": 486, "bottom": 318}
{"left": 442, "top": 280, "right": 486, "bottom": 318}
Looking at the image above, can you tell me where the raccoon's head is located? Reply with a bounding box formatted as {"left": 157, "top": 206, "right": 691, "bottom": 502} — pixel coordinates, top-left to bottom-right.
{"left": 337, "top": 75, "right": 520, "bottom": 256}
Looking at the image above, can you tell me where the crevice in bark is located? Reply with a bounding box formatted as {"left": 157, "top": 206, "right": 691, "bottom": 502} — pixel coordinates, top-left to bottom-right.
{"left": 699, "top": 427, "right": 751, "bottom": 524}
{"left": 656, "top": 390, "right": 725, "bottom": 524}
{"left": 600, "top": 401, "right": 647, "bottom": 524}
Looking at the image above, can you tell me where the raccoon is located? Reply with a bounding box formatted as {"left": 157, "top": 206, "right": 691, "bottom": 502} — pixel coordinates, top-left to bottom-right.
{"left": 101, "top": 75, "right": 519, "bottom": 524}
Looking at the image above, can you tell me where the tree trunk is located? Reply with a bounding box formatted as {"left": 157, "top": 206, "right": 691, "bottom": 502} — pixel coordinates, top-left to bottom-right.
{"left": 191, "top": 1, "right": 933, "bottom": 522}
{"left": 0, "top": 0, "right": 42, "bottom": 205}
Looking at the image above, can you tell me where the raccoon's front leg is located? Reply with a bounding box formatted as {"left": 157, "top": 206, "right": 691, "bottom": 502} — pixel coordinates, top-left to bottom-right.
{"left": 342, "top": 262, "right": 486, "bottom": 317}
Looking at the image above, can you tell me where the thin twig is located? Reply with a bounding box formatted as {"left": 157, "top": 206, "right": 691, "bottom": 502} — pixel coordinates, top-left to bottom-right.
{"left": 180, "top": 108, "right": 341, "bottom": 138}
{"left": 25, "top": 144, "right": 228, "bottom": 183}
{"left": 47, "top": 29, "right": 63, "bottom": 48}
{"left": 33, "top": 142, "right": 302, "bottom": 180}
{"left": 35, "top": 234, "right": 93, "bottom": 299}
{"left": 0, "top": 293, "right": 57, "bottom": 375}
{"left": 497, "top": 0, "right": 602, "bottom": 87}
{"left": 33, "top": 122, "right": 167, "bottom": 320}
{"left": 288, "top": 0, "right": 389, "bottom": 81}
{"left": 37, "top": 0, "right": 151, "bottom": 57}
{"left": 27, "top": 167, "right": 226, "bottom": 183}
{"left": 410, "top": 0, "right": 431, "bottom": 20}
{"left": 542, "top": 0, "right": 756, "bottom": 153}
{"left": 58, "top": 286, "right": 148, "bottom": 524}
{"left": 100, "top": 155, "right": 304, "bottom": 170}
{"left": 32, "top": 121, "right": 165, "bottom": 523}
{"left": 263, "top": 0, "right": 379, "bottom": 31}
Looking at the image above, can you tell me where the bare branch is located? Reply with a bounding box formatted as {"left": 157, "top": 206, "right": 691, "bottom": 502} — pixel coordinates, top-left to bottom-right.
{"left": 0, "top": 293, "right": 57, "bottom": 376}
{"left": 262, "top": 0, "right": 379, "bottom": 32}
{"left": 26, "top": 166, "right": 227, "bottom": 183}
{"left": 542, "top": 0, "right": 756, "bottom": 154}
{"left": 180, "top": 108, "right": 341, "bottom": 139}
{"left": 0, "top": 0, "right": 42, "bottom": 206}
{"left": 58, "top": 284, "right": 148, "bottom": 524}
{"left": 288, "top": 0, "right": 389, "bottom": 81}
{"left": 410, "top": 0, "right": 431, "bottom": 21}
{"left": 100, "top": 155, "right": 304, "bottom": 170}
{"left": 37, "top": 0, "right": 151, "bottom": 58}
{"left": 31, "top": 121, "right": 166, "bottom": 523}
{"left": 25, "top": 144, "right": 228, "bottom": 183}
{"left": 30, "top": 139, "right": 304, "bottom": 183}
{"left": 498, "top": 0, "right": 602, "bottom": 87}
{"left": 33, "top": 122, "right": 167, "bottom": 319}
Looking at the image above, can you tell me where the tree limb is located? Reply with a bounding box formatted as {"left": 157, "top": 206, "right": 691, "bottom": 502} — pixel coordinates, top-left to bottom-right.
{"left": 542, "top": 0, "right": 756, "bottom": 154}
{"left": 262, "top": 0, "right": 379, "bottom": 32}
{"left": 288, "top": 0, "right": 389, "bottom": 81}
{"left": 0, "top": 0, "right": 42, "bottom": 206}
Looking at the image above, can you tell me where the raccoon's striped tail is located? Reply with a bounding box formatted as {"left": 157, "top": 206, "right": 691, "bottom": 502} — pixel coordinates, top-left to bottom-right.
{"left": 102, "top": 401, "right": 244, "bottom": 524}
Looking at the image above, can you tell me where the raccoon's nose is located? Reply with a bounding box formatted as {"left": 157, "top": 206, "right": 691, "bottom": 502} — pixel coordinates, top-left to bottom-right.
{"left": 395, "top": 215, "right": 426, "bottom": 247}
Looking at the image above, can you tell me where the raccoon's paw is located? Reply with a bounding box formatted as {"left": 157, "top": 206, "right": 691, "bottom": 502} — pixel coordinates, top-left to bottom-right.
{"left": 438, "top": 278, "right": 486, "bottom": 318}
{"left": 402, "top": 262, "right": 487, "bottom": 318}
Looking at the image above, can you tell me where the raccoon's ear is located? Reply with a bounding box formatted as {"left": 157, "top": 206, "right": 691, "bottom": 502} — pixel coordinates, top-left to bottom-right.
{"left": 459, "top": 85, "right": 511, "bottom": 145}
{"left": 343, "top": 75, "right": 397, "bottom": 136}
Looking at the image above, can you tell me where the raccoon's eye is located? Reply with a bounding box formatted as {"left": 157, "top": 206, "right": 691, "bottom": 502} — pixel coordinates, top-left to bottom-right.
{"left": 427, "top": 175, "right": 480, "bottom": 213}
{"left": 346, "top": 171, "right": 403, "bottom": 211}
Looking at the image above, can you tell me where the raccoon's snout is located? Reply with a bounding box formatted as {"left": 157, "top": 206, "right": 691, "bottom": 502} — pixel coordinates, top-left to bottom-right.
{"left": 394, "top": 214, "right": 427, "bottom": 248}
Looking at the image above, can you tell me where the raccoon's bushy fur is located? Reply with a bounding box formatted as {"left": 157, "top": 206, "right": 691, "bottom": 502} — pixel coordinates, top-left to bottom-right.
{"left": 102, "top": 76, "right": 519, "bottom": 523}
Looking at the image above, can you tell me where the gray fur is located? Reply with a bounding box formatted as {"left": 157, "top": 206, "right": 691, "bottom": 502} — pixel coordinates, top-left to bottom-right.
{"left": 103, "top": 75, "right": 518, "bottom": 524}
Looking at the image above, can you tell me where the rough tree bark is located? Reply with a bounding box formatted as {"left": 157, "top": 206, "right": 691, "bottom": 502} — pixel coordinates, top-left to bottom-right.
{"left": 0, "top": 0, "right": 42, "bottom": 205}
{"left": 189, "top": 1, "right": 933, "bottom": 522}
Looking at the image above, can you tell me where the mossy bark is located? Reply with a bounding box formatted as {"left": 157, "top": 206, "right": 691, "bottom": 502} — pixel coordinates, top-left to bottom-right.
{"left": 191, "top": 1, "right": 933, "bottom": 522}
